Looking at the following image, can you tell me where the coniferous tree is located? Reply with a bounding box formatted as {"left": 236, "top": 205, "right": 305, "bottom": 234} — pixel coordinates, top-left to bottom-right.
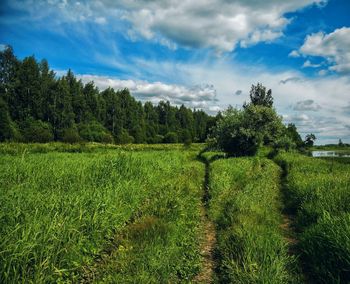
{"left": 0, "top": 47, "right": 215, "bottom": 144}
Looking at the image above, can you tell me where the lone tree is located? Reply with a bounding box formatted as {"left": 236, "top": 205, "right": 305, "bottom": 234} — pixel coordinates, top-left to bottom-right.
{"left": 244, "top": 83, "right": 273, "bottom": 108}
{"left": 305, "top": 133, "right": 316, "bottom": 147}
{"left": 213, "top": 83, "right": 284, "bottom": 156}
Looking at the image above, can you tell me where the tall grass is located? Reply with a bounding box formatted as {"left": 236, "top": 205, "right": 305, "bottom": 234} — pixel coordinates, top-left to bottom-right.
{"left": 275, "top": 153, "right": 350, "bottom": 283}
{"left": 0, "top": 145, "right": 204, "bottom": 282}
{"left": 209, "top": 156, "right": 297, "bottom": 283}
{"left": 0, "top": 142, "right": 204, "bottom": 155}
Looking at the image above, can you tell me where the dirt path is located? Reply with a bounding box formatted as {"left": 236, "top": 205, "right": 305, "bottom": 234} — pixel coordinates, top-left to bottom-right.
{"left": 278, "top": 163, "right": 299, "bottom": 255}
{"left": 280, "top": 213, "right": 299, "bottom": 255}
{"left": 194, "top": 155, "right": 217, "bottom": 283}
{"left": 275, "top": 159, "right": 306, "bottom": 282}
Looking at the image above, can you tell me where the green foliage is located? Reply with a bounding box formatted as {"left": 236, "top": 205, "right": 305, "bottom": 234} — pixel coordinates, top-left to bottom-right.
{"left": 214, "top": 108, "right": 259, "bottom": 156}
{"left": 285, "top": 123, "right": 303, "bottom": 148}
{"left": 115, "top": 128, "right": 134, "bottom": 144}
{"left": 304, "top": 133, "right": 316, "bottom": 147}
{"left": 0, "top": 47, "right": 213, "bottom": 144}
{"left": 273, "top": 135, "right": 295, "bottom": 151}
{"left": 213, "top": 105, "right": 284, "bottom": 156}
{"left": 245, "top": 83, "right": 273, "bottom": 108}
{"left": 163, "top": 132, "right": 178, "bottom": 143}
{"left": 78, "top": 121, "right": 113, "bottom": 143}
{"left": 179, "top": 128, "right": 192, "bottom": 143}
{"left": 21, "top": 118, "right": 54, "bottom": 143}
{"left": 60, "top": 127, "right": 81, "bottom": 143}
{"left": 0, "top": 97, "right": 14, "bottom": 141}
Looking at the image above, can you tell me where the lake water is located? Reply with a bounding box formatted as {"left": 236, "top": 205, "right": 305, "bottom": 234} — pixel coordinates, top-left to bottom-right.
{"left": 312, "top": 151, "right": 350, "bottom": 158}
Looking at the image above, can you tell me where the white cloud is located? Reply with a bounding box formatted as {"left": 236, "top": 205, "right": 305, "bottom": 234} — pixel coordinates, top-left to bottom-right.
{"left": 299, "top": 27, "right": 350, "bottom": 74}
{"left": 302, "top": 60, "right": 322, "bottom": 68}
{"left": 118, "top": 0, "right": 326, "bottom": 52}
{"left": 209, "top": 106, "right": 222, "bottom": 112}
{"left": 94, "top": 17, "right": 107, "bottom": 25}
{"left": 9, "top": 0, "right": 326, "bottom": 52}
{"left": 288, "top": 50, "right": 300, "bottom": 57}
{"left": 318, "top": 69, "right": 327, "bottom": 76}
{"left": 77, "top": 74, "right": 218, "bottom": 110}
{"left": 293, "top": 99, "right": 321, "bottom": 111}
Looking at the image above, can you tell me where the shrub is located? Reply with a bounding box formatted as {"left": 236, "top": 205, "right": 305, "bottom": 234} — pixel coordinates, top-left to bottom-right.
{"left": 115, "top": 129, "right": 134, "bottom": 144}
{"left": 60, "top": 127, "right": 81, "bottom": 143}
{"left": 79, "top": 121, "right": 114, "bottom": 143}
{"left": 22, "top": 118, "right": 54, "bottom": 143}
{"left": 163, "top": 132, "right": 178, "bottom": 143}
{"left": 0, "top": 98, "right": 14, "bottom": 141}
{"left": 213, "top": 105, "right": 284, "bottom": 156}
{"left": 273, "top": 135, "right": 295, "bottom": 151}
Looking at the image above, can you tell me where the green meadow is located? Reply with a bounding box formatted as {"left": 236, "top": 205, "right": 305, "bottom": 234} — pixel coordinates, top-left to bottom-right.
{"left": 1, "top": 143, "right": 349, "bottom": 283}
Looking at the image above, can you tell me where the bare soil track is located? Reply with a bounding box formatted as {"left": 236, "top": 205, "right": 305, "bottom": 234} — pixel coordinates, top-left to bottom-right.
{"left": 194, "top": 153, "right": 218, "bottom": 283}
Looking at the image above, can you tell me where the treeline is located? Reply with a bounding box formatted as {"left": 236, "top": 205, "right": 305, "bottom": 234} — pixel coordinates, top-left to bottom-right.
{"left": 0, "top": 46, "right": 216, "bottom": 144}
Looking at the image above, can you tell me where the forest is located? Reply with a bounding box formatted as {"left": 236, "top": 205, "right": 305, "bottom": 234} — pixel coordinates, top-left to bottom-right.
{"left": 0, "top": 46, "right": 216, "bottom": 144}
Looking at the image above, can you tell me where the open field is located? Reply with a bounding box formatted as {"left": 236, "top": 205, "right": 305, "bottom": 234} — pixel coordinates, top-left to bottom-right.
{"left": 1, "top": 143, "right": 350, "bottom": 283}
{"left": 0, "top": 143, "right": 204, "bottom": 283}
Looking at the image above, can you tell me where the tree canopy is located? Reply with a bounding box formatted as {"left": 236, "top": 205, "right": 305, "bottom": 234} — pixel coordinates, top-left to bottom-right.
{"left": 305, "top": 133, "right": 317, "bottom": 147}
{"left": 244, "top": 83, "right": 273, "bottom": 108}
{"left": 213, "top": 83, "right": 303, "bottom": 156}
{"left": 0, "top": 46, "right": 214, "bottom": 144}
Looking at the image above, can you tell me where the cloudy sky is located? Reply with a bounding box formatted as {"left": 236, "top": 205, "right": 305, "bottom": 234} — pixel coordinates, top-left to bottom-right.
{"left": 1, "top": 0, "right": 349, "bottom": 144}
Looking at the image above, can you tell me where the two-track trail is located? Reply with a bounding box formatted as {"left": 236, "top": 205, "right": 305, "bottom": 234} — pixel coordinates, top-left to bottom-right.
{"left": 194, "top": 153, "right": 217, "bottom": 283}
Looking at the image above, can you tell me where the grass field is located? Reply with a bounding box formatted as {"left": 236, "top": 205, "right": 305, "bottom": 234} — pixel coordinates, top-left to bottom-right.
{"left": 0, "top": 143, "right": 204, "bottom": 283}
{"left": 275, "top": 153, "right": 350, "bottom": 283}
{"left": 1, "top": 143, "right": 350, "bottom": 283}
{"left": 208, "top": 155, "right": 298, "bottom": 283}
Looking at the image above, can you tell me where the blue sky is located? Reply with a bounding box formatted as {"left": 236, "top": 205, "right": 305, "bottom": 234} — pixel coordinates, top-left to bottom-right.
{"left": 1, "top": 0, "right": 349, "bottom": 144}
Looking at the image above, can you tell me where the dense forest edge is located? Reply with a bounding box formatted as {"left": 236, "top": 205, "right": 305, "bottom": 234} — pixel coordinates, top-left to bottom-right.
{"left": 0, "top": 46, "right": 216, "bottom": 144}
{"left": 1, "top": 45, "right": 348, "bottom": 153}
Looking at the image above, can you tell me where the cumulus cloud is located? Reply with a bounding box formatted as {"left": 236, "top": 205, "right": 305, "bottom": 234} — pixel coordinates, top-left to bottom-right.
{"left": 288, "top": 50, "right": 300, "bottom": 57}
{"left": 302, "top": 60, "right": 323, "bottom": 68}
{"left": 77, "top": 74, "right": 218, "bottom": 110}
{"left": 118, "top": 0, "right": 326, "bottom": 51}
{"left": 298, "top": 27, "right": 350, "bottom": 74}
{"left": 8, "top": 0, "right": 326, "bottom": 52}
{"left": 293, "top": 99, "right": 321, "bottom": 111}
